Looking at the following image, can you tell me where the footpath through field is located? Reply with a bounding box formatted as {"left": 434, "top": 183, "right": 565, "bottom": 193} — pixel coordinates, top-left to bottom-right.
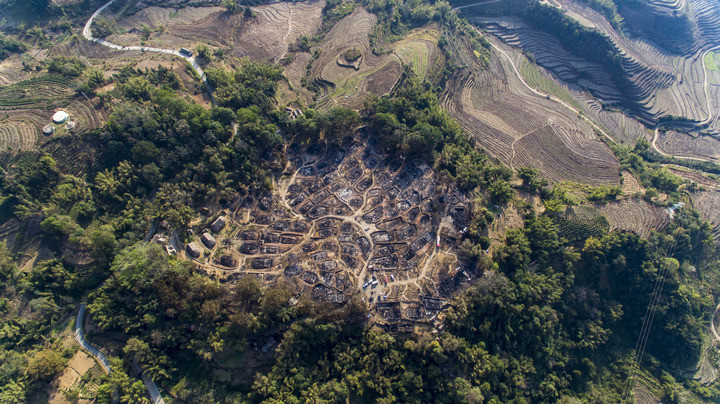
{"left": 711, "top": 301, "right": 720, "bottom": 343}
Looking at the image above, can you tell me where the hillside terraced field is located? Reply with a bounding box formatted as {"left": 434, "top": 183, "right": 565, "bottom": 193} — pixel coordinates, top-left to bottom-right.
{"left": 394, "top": 27, "right": 443, "bottom": 79}
{"left": 111, "top": 1, "right": 324, "bottom": 63}
{"left": 0, "top": 75, "right": 75, "bottom": 111}
{"left": 307, "top": 8, "right": 404, "bottom": 109}
{"left": 442, "top": 37, "right": 621, "bottom": 185}
{"left": 466, "top": 0, "right": 720, "bottom": 133}
{"left": 691, "top": 190, "right": 720, "bottom": 240}
{"left": 517, "top": 57, "right": 581, "bottom": 110}
{"left": 0, "top": 73, "right": 107, "bottom": 169}
{"left": 0, "top": 119, "right": 39, "bottom": 152}
{"left": 598, "top": 198, "right": 670, "bottom": 238}
{"left": 655, "top": 130, "right": 720, "bottom": 161}
{"left": 666, "top": 164, "right": 720, "bottom": 190}
{"left": 0, "top": 54, "right": 37, "bottom": 86}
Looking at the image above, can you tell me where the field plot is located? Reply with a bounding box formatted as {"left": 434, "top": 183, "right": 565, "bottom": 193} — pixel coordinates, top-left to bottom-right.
{"left": 231, "top": 1, "right": 323, "bottom": 62}
{"left": 493, "top": 26, "right": 647, "bottom": 144}
{"left": 517, "top": 57, "right": 581, "bottom": 110}
{"left": 621, "top": 171, "right": 645, "bottom": 195}
{"left": 666, "top": 164, "right": 720, "bottom": 190}
{"left": 705, "top": 51, "right": 720, "bottom": 72}
{"left": 597, "top": 198, "right": 670, "bottom": 238}
{"left": 279, "top": 52, "right": 315, "bottom": 107}
{"left": 655, "top": 130, "right": 720, "bottom": 162}
{"left": 307, "top": 8, "right": 403, "bottom": 109}
{"left": 0, "top": 119, "right": 39, "bottom": 152}
{"left": 0, "top": 53, "right": 37, "bottom": 86}
{"left": 442, "top": 37, "right": 621, "bottom": 185}
{"left": 575, "top": 94, "right": 648, "bottom": 145}
{"left": 394, "top": 28, "right": 443, "bottom": 80}
{"left": 558, "top": 0, "right": 710, "bottom": 124}
{"left": 627, "top": 0, "right": 720, "bottom": 56}
{"left": 477, "top": 17, "right": 625, "bottom": 103}
{"left": 691, "top": 191, "right": 720, "bottom": 241}
{"left": 111, "top": 1, "right": 323, "bottom": 63}
{"left": 0, "top": 75, "right": 75, "bottom": 111}
{"left": 556, "top": 205, "right": 609, "bottom": 241}
{"left": 109, "top": 6, "right": 225, "bottom": 48}
{"left": 0, "top": 69, "right": 108, "bottom": 169}
{"left": 0, "top": 110, "right": 53, "bottom": 166}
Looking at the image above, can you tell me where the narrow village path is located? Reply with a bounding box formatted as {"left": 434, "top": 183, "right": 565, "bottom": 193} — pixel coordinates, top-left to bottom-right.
{"left": 74, "top": 303, "right": 112, "bottom": 374}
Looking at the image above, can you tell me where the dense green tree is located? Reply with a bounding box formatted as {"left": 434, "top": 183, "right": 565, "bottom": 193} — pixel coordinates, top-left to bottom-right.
{"left": 24, "top": 349, "right": 65, "bottom": 383}
{"left": 0, "top": 34, "right": 26, "bottom": 61}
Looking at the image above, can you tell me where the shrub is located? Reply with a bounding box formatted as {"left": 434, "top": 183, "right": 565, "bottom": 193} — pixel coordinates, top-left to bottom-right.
{"left": 91, "top": 17, "right": 116, "bottom": 38}
{"left": 343, "top": 48, "right": 362, "bottom": 62}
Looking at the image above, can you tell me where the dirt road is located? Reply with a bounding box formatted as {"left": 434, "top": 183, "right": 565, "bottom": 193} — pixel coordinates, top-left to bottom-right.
{"left": 83, "top": 0, "right": 210, "bottom": 93}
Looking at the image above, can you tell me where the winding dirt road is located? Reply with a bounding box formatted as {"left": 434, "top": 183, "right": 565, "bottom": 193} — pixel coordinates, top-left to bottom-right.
{"left": 711, "top": 302, "right": 720, "bottom": 343}
{"left": 83, "top": 0, "right": 210, "bottom": 90}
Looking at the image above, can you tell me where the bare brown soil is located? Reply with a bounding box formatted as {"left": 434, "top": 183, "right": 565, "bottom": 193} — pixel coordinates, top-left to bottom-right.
{"left": 666, "top": 164, "right": 720, "bottom": 190}
{"left": 47, "top": 351, "right": 99, "bottom": 404}
{"left": 691, "top": 190, "right": 720, "bottom": 241}
{"left": 109, "top": 2, "right": 324, "bottom": 63}
{"left": 621, "top": 171, "right": 645, "bottom": 196}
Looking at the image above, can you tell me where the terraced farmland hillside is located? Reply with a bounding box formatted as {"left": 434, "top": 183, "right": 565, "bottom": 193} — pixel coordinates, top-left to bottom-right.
{"left": 621, "top": 0, "right": 720, "bottom": 56}
{"left": 108, "top": 1, "right": 324, "bottom": 63}
{"left": 691, "top": 190, "right": 720, "bottom": 241}
{"left": 598, "top": 198, "right": 671, "bottom": 238}
{"left": 655, "top": 130, "right": 720, "bottom": 162}
{"left": 459, "top": 0, "right": 720, "bottom": 134}
{"left": 306, "top": 7, "right": 404, "bottom": 109}
{"left": 442, "top": 35, "right": 621, "bottom": 185}
{"left": 0, "top": 73, "right": 107, "bottom": 169}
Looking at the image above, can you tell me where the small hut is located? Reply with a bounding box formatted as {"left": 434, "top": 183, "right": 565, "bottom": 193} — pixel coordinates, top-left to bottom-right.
{"left": 210, "top": 216, "right": 227, "bottom": 233}
{"left": 186, "top": 242, "right": 201, "bottom": 258}
{"left": 201, "top": 232, "right": 216, "bottom": 249}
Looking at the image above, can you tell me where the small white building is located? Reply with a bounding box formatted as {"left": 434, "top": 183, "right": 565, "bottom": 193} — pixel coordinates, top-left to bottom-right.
{"left": 52, "top": 110, "right": 69, "bottom": 124}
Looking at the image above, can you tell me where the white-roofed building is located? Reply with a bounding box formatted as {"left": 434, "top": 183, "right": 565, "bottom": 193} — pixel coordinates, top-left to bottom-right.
{"left": 52, "top": 110, "right": 69, "bottom": 124}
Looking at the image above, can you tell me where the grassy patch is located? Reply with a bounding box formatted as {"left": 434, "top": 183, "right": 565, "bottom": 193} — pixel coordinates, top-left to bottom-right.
{"left": 394, "top": 29, "right": 439, "bottom": 79}
{"left": 704, "top": 51, "right": 720, "bottom": 72}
